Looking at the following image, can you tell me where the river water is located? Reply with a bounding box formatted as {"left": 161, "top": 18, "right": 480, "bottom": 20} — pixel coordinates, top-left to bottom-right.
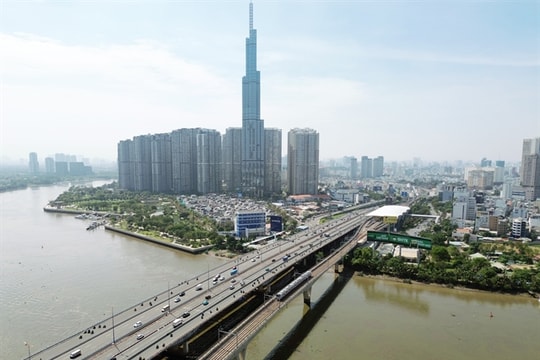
{"left": 1, "top": 183, "right": 539, "bottom": 359}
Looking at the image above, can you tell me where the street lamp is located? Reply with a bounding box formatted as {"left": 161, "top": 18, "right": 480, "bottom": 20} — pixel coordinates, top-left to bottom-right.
{"left": 24, "top": 341, "right": 31, "bottom": 359}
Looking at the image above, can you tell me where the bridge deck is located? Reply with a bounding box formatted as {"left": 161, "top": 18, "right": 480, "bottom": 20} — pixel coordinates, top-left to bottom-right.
{"left": 198, "top": 223, "right": 380, "bottom": 360}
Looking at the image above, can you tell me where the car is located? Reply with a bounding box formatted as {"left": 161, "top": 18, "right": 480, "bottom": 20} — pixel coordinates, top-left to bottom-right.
{"left": 251, "top": 258, "right": 256, "bottom": 262}
{"left": 174, "top": 296, "right": 181, "bottom": 303}
{"left": 182, "top": 312, "right": 190, "bottom": 318}
{"left": 133, "top": 321, "right": 142, "bottom": 328}
{"left": 205, "top": 294, "right": 212, "bottom": 300}
{"left": 230, "top": 279, "right": 236, "bottom": 283}
{"left": 219, "top": 276, "right": 225, "bottom": 281}
{"left": 202, "top": 299, "right": 209, "bottom": 306}
{"left": 229, "top": 285, "right": 235, "bottom": 290}
{"left": 265, "top": 268, "right": 271, "bottom": 272}
{"left": 179, "top": 291, "right": 186, "bottom": 297}
{"left": 136, "top": 334, "right": 144, "bottom": 340}
{"left": 212, "top": 280, "right": 218, "bottom": 285}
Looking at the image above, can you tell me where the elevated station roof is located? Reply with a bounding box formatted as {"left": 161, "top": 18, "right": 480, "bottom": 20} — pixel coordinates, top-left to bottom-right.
{"left": 367, "top": 205, "right": 410, "bottom": 218}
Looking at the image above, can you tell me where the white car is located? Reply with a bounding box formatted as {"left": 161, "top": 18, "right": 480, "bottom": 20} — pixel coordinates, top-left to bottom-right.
{"left": 136, "top": 334, "right": 144, "bottom": 340}
{"left": 133, "top": 321, "right": 142, "bottom": 328}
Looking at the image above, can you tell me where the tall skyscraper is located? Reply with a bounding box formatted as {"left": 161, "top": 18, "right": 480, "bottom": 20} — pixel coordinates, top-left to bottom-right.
{"left": 520, "top": 137, "right": 540, "bottom": 201}
{"left": 28, "top": 152, "right": 39, "bottom": 174}
{"left": 241, "top": 2, "right": 265, "bottom": 198}
{"left": 287, "top": 128, "right": 319, "bottom": 195}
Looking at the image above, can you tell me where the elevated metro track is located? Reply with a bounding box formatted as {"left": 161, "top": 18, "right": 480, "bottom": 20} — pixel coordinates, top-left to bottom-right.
{"left": 198, "top": 220, "right": 384, "bottom": 360}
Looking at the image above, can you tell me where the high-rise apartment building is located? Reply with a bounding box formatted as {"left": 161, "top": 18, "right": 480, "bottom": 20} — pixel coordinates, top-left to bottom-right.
{"left": 196, "top": 129, "right": 222, "bottom": 194}
{"left": 44, "top": 157, "right": 55, "bottom": 173}
{"left": 171, "top": 129, "right": 199, "bottom": 194}
{"left": 151, "top": 133, "right": 172, "bottom": 193}
{"left": 28, "top": 152, "right": 39, "bottom": 174}
{"left": 287, "top": 128, "right": 319, "bottom": 195}
{"left": 467, "top": 169, "right": 494, "bottom": 190}
{"left": 241, "top": 2, "right": 265, "bottom": 198}
{"left": 520, "top": 137, "right": 540, "bottom": 201}
{"left": 119, "top": 129, "right": 222, "bottom": 195}
{"left": 360, "top": 156, "right": 372, "bottom": 179}
{"left": 118, "top": 139, "right": 133, "bottom": 190}
{"left": 350, "top": 156, "right": 358, "bottom": 180}
{"left": 133, "top": 135, "right": 153, "bottom": 192}
{"left": 373, "top": 156, "right": 384, "bottom": 177}
{"left": 264, "top": 128, "right": 282, "bottom": 197}
{"left": 222, "top": 127, "right": 243, "bottom": 194}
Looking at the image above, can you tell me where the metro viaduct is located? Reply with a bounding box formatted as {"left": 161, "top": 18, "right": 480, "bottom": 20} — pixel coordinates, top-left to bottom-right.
{"left": 153, "top": 223, "right": 369, "bottom": 359}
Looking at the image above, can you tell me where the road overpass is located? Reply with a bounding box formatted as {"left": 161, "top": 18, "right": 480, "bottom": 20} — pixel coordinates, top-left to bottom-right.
{"left": 198, "top": 220, "right": 383, "bottom": 360}
{"left": 26, "top": 205, "right": 382, "bottom": 360}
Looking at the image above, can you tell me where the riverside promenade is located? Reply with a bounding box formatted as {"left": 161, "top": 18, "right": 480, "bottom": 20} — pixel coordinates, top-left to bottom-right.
{"left": 43, "top": 206, "right": 213, "bottom": 254}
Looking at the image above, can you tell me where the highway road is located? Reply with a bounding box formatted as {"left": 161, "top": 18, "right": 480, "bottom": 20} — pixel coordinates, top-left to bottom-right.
{"left": 29, "top": 205, "right": 380, "bottom": 360}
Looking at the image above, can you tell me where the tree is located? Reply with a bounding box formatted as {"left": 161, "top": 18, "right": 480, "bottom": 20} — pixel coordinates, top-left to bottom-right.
{"left": 431, "top": 246, "right": 451, "bottom": 262}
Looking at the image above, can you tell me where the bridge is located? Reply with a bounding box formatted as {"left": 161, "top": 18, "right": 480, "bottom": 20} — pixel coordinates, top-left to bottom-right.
{"left": 198, "top": 222, "right": 382, "bottom": 360}
{"left": 26, "top": 205, "right": 383, "bottom": 360}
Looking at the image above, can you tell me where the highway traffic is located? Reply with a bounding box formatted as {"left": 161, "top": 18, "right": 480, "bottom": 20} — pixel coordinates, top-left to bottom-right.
{"left": 30, "top": 205, "right": 379, "bottom": 360}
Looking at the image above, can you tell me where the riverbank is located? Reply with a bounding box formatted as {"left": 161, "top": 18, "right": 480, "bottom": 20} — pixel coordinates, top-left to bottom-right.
{"left": 104, "top": 225, "right": 213, "bottom": 254}
{"left": 44, "top": 205, "right": 213, "bottom": 254}
{"left": 357, "top": 273, "right": 539, "bottom": 300}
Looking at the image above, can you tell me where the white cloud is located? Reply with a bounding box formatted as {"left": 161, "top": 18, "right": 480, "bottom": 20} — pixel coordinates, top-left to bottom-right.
{"left": 0, "top": 33, "right": 240, "bottom": 162}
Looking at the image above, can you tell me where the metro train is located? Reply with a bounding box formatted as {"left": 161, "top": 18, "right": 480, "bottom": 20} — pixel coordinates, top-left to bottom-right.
{"left": 275, "top": 270, "right": 312, "bottom": 301}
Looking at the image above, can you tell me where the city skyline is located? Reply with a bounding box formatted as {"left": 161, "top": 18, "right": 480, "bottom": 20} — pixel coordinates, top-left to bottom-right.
{"left": 1, "top": 1, "right": 538, "bottom": 164}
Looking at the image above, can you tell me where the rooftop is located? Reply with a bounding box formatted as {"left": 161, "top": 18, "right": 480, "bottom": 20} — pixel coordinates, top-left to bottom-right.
{"left": 367, "top": 205, "right": 410, "bottom": 218}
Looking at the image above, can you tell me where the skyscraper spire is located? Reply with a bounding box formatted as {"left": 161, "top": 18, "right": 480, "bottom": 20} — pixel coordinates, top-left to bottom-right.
{"left": 249, "top": 1, "right": 253, "bottom": 31}
{"left": 242, "top": 0, "right": 265, "bottom": 198}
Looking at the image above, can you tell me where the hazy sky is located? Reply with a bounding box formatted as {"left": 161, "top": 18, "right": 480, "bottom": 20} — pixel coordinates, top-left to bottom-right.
{"left": 1, "top": 0, "right": 538, "bottom": 165}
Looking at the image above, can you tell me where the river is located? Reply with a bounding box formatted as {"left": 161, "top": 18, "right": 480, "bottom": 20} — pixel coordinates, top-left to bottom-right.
{"left": 1, "top": 183, "right": 539, "bottom": 359}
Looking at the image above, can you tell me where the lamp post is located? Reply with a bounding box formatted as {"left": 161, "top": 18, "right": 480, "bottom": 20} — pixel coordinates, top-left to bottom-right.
{"left": 168, "top": 281, "right": 171, "bottom": 310}
{"left": 24, "top": 341, "right": 31, "bottom": 359}
{"left": 112, "top": 307, "right": 116, "bottom": 344}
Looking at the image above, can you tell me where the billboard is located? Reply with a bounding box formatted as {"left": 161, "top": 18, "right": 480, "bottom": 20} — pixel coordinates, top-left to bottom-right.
{"left": 269, "top": 215, "right": 283, "bottom": 232}
{"left": 367, "top": 230, "right": 432, "bottom": 250}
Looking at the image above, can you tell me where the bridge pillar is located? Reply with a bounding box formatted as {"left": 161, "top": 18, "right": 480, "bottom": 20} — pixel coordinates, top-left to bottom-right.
{"left": 303, "top": 285, "right": 312, "bottom": 307}
{"left": 236, "top": 346, "right": 247, "bottom": 360}
{"left": 334, "top": 262, "right": 340, "bottom": 273}
{"left": 182, "top": 340, "right": 189, "bottom": 354}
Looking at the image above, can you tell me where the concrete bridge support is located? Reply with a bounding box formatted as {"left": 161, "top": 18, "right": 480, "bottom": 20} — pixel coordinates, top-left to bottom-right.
{"left": 234, "top": 346, "right": 247, "bottom": 360}
{"left": 183, "top": 340, "right": 189, "bottom": 354}
{"left": 303, "top": 286, "right": 312, "bottom": 307}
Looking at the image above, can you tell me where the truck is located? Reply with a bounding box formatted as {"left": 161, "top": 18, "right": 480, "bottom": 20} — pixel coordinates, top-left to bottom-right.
{"left": 172, "top": 318, "right": 183, "bottom": 328}
{"left": 230, "top": 266, "right": 238, "bottom": 276}
{"left": 161, "top": 304, "right": 170, "bottom": 312}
